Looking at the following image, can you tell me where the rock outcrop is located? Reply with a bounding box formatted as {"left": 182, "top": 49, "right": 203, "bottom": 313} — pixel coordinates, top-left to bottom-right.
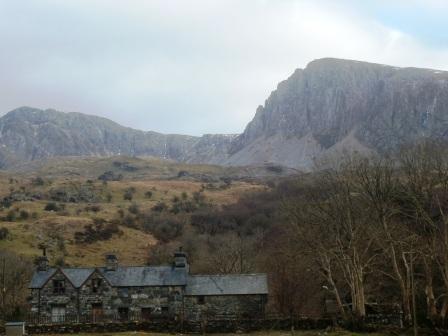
{"left": 225, "top": 58, "right": 448, "bottom": 169}
{"left": 0, "top": 107, "right": 236, "bottom": 168}
{"left": 2, "top": 58, "right": 448, "bottom": 170}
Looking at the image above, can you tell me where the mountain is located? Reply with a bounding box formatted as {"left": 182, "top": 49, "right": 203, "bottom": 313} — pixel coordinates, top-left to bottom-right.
{"left": 0, "top": 107, "right": 236, "bottom": 169}
{"left": 1, "top": 58, "right": 448, "bottom": 170}
{"left": 226, "top": 58, "right": 448, "bottom": 168}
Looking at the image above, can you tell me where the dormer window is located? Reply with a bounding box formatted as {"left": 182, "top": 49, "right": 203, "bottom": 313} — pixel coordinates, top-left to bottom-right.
{"left": 53, "top": 280, "right": 65, "bottom": 294}
{"left": 92, "top": 279, "right": 102, "bottom": 293}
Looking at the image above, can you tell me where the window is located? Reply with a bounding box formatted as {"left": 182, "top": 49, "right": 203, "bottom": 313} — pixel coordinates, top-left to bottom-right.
{"left": 51, "top": 305, "right": 66, "bottom": 323}
{"left": 118, "top": 287, "right": 129, "bottom": 297}
{"left": 141, "top": 307, "right": 152, "bottom": 320}
{"left": 118, "top": 307, "right": 129, "bottom": 321}
{"left": 197, "top": 296, "right": 205, "bottom": 305}
{"left": 53, "top": 280, "right": 65, "bottom": 294}
{"left": 92, "top": 278, "right": 102, "bottom": 293}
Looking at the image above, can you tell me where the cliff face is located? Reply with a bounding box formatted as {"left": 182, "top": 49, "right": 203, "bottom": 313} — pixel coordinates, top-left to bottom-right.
{"left": 226, "top": 58, "right": 448, "bottom": 168}
{"left": 2, "top": 58, "right": 448, "bottom": 170}
{"left": 0, "top": 107, "right": 235, "bottom": 168}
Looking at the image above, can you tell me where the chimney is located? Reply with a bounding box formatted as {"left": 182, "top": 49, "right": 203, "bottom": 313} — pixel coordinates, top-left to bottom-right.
{"left": 37, "top": 248, "right": 49, "bottom": 272}
{"left": 105, "top": 253, "right": 118, "bottom": 271}
{"left": 173, "top": 247, "right": 189, "bottom": 273}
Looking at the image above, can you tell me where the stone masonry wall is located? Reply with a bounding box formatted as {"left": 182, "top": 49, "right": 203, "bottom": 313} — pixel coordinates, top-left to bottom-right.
{"left": 78, "top": 271, "right": 115, "bottom": 316}
{"left": 26, "top": 318, "right": 334, "bottom": 334}
{"left": 184, "top": 295, "right": 266, "bottom": 321}
{"left": 31, "top": 271, "right": 184, "bottom": 320}
{"left": 31, "top": 271, "right": 78, "bottom": 319}
{"left": 109, "top": 285, "right": 184, "bottom": 317}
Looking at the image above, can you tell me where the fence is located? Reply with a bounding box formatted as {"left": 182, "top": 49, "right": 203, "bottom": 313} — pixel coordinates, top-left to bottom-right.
{"left": 25, "top": 317, "right": 335, "bottom": 334}
{"left": 26, "top": 311, "right": 170, "bottom": 325}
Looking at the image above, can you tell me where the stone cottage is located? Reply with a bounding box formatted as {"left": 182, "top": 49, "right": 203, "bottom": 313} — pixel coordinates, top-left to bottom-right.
{"left": 29, "top": 251, "right": 268, "bottom": 323}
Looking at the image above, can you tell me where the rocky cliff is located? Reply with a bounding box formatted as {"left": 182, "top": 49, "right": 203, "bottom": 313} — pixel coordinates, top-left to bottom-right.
{"left": 0, "top": 107, "right": 236, "bottom": 169}
{"left": 225, "top": 58, "right": 448, "bottom": 168}
{"left": 2, "top": 58, "right": 448, "bottom": 170}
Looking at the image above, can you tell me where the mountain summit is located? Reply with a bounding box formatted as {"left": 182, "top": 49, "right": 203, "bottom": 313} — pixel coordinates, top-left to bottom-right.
{"left": 0, "top": 106, "right": 236, "bottom": 168}
{"left": 226, "top": 58, "right": 448, "bottom": 168}
{"left": 1, "top": 58, "right": 448, "bottom": 169}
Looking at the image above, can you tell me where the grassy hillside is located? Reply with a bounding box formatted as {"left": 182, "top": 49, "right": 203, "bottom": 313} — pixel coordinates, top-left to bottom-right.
{"left": 0, "top": 156, "right": 268, "bottom": 267}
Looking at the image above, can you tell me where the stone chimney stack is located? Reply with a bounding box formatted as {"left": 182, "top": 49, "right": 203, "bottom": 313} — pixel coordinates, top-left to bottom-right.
{"left": 173, "top": 247, "right": 189, "bottom": 273}
{"left": 37, "top": 247, "right": 49, "bottom": 272}
{"left": 105, "top": 253, "right": 118, "bottom": 271}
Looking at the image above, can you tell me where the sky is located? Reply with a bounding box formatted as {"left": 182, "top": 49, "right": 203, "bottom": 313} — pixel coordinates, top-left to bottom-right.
{"left": 1, "top": 0, "right": 448, "bottom": 136}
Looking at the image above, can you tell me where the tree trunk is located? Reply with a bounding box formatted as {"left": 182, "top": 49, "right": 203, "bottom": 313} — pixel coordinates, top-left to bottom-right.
{"left": 423, "top": 257, "right": 438, "bottom": 322}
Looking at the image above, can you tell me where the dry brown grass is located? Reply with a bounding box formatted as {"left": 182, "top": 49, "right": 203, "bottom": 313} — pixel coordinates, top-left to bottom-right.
{"left": 0, "top": 159, "right": 265, "bottom": 266}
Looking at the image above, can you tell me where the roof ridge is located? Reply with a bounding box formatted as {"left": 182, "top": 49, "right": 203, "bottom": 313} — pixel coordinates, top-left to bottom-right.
{"left": 189, "top": 273, "right": 267, "bottom": 277}
{"left": 57, "top": 265, "right": 173, "bottom": 270}
{"left": 100, "top": 265, "right": 173, "bottom": 268}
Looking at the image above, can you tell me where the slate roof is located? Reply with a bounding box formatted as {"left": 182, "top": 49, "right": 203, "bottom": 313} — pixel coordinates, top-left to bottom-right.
{"left": 29, "top": 268, "right": 57, "bottom": 289}
{"left": 30, "top": 266, "right": 188, "bottom": 289}
{"left": 29, "top": 267, "right": 269, "bottom": 296}
{"left": 61, "top": 268, "right": 95, "bottom": 288}
{"left": 185, "top": 274, "right": 268, "bottom": 296}
{"left": 98, "top": 266, "right": 187, "bottom": 287}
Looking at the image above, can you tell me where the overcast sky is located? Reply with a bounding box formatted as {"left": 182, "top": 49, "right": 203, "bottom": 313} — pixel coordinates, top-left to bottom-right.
{"left": 1, "top": 0, "right": 448, "bottom": 135}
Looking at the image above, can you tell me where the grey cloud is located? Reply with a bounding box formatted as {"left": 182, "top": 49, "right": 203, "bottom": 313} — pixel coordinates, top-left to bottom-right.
{"left": 1, "top": 0, "right": 448, "bottom": 135}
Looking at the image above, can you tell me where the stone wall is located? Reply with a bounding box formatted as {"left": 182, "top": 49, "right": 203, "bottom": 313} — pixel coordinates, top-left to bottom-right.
{"left": 31, "top": 269, "right": 184, "bottom": 321}
{"left": 30, "top": 271, "right": 78, "bottom": 319}
{"left": 26, "top": 318, "right": 333, "bottom": 334}
{"left": 184, "top": 295, "right": 266, "bottom": 321}
{"left": 109, "top": 285, "right": 184, "bottom": 317}
{"left": 79, "top": 271, "right": 115, "bottom": 316}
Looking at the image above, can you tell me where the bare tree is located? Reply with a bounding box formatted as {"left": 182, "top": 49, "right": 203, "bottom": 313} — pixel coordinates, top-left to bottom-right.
{"left": 0, "top": 250, "right": 32, "bottom": 321}
{"left": 205, "top": 233, "right": 256, "bottom": 274}
{"left": 398, "top": 140, "right": 448, "bottom": 326}
{"left": 285, "top": 164, "right": 378, "bottom": 322}
{"left": 353, "top": 155, "right": 419, "bottom": 327}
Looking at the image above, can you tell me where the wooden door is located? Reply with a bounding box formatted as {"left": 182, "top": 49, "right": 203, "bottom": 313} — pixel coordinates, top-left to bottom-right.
{"left": 92, "top": 303, "right": 103, "bottom": 322}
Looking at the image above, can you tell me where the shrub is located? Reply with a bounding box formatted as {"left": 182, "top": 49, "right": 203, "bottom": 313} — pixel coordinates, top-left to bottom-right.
{"left": 142, "top": 214, "right": 184, "bottom": 242}
{"left": 98, "top": 171, "right": 123, "bottom": 182}
{"left": 112, "top": 161, "right": 138, "bottom": 172}
{"left": 144, "top": 191, "right": 153, "bottom": 199}
{"left": 31, "top": 177, "right": 45, "bottom": 186}
{"left": 117, "top": 209, "right": 125, "bottom": 218}
{"left": 84, "top": 204, "right": 102, "bottom": 213}
{"left": 152, "top": 202, "right": 167, "bottom": 212}
{"left": 170, "top": 200, "right": 197, "bottom": 214}
{"left": 44, "top": 202, "right": 60, "bottom": 212}
{"left": 1, "top": 198, "right": 12, "bottom": 209}
{"left": 0, "top": 227, "right": 9, "bottom": 240}
{"left": 121, "top": 214, "right": 138, "bottom": 229}
{"left": 19, "top": 210, "right": 29, "bottom": 220}
{"left": 128, "top": 203, "right": 140, "bottom": 215}
{"left": 123, "top": 187, "right": 136, "bottom": 201}
{"left": 74, "top": 218, "right": 122, "bottom": 244}
{"left": 192, "top": 191, "right": 206, "bottom": 204}
{"left": 48, "top": 183, "right": 100, "bottom": 203}
{"left": 5, "top": 210, "right": 16, "bottom": 222}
